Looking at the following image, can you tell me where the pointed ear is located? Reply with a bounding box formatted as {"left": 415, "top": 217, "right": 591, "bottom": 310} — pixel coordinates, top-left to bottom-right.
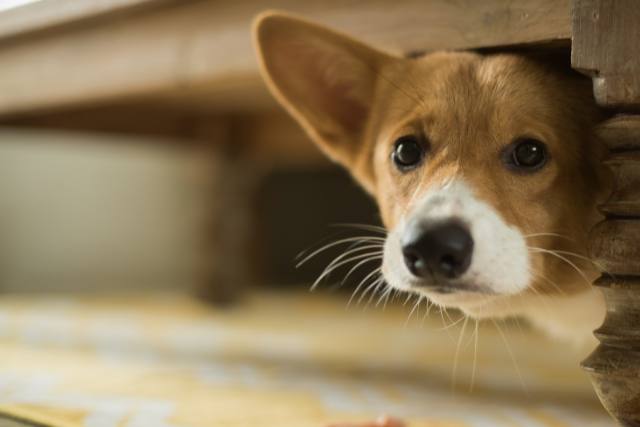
{"left": 253, "top": 12, "right": 390, "bottom": 191}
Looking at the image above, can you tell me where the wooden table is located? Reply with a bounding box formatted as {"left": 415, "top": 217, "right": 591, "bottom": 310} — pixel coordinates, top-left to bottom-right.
{"left": 0, "top": 0, "right": 638, "bottom": 425}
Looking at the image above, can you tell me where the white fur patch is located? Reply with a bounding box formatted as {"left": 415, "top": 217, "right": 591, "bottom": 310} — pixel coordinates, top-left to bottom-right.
{"left": 382, "top": 180, "right": 530, "bottom": 308}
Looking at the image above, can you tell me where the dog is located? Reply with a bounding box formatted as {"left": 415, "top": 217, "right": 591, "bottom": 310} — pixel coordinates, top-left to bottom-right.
{"left": 253, "top": 11, "right": 608, "bottom": 426}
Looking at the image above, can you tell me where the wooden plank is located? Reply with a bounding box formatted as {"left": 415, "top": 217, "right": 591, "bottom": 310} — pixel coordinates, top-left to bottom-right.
{"left": 572, "top": 0, "right": 640, "bottom": 108}
{"left": 0, "top": 0, "right": 570, "bottom": 118}
{"left": 4, "top": 104, "right": 326, "bottom": 165}
{"left": 0, "top": 0, "right": 174, "bottom": 41}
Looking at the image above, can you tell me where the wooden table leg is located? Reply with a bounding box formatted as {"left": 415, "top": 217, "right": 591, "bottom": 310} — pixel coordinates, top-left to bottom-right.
{"left": 572, "top": 1, "right": 640, "bottom": 425}
{"left": 584, "top": 117, "right": 640, "bottom": 426}
{"left": 191, "top": 120, "right": 265, "bottom": 305}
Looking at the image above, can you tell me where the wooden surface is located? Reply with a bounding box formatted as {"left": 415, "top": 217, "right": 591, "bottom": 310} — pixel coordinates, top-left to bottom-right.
{"left": 0, "top": 0, "right": 571, "bottom": 119}
{"left": 583, "top": 117, "right": 640, "bottom": 425}
{"left": 572, "top": 0, "right": 640, "bottom": 108}
{"left": 0, "top": 0, "right": 172, "bottom": 41}
{"left": 599, "top": 152, "right": 640, "bottom": 217}
{"left": 573, "top": 2, "right": 640, "bottom": 424}
{"left": 0, "top": 292, "right": 612, "bottom": 427}
{"left": 582, "top": 277, "right": 640, "bottom": 427}
{"left": 590, "top": 219, "right": 640, "bottom": 275}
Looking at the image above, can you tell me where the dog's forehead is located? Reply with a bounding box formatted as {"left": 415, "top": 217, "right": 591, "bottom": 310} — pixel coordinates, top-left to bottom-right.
{"left": 382, "top": 52, "right": 555, "bottom": 127}
{"left": 411, "top": 53, "right": 542, "bottom": 97}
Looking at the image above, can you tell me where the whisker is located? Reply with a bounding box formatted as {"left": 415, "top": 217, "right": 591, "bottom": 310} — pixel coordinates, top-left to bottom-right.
{"left": 452, "top": 316, "right": 469, "bottom": 390}
{"left": 311, "top": 253, "right": 382, "bottom": 290}
{"left": 528, "top": 247, "right": 593, "bottom": 287}
{"left": 531, "top": 247, "right": 599, "bottom": 267}
{"left": 375, "top": 283, "right": 393, "bottom": 307}
{"left": 340, "top": 249, "right": 385, "bottom": 286}
{"left": 546, "top": 249, "right": 611, "bottom": 275}
{"left": 365, "top": 279, "right": 387, "bottom": 309}
{"left": 442, "top": 307, "right": 457, "bottom": 327}
{"left": 403, "top": 293, "right": 414, "bottom": 306}
{"left": 523, "top": 232, "right": 574, "bottom": 241}
{"left": 296, "top": 235, "right": 384, "bottom": 267}
{"left": 420, "top": 299, "right": 433, "bottom": 328}
{"left": 404, "top": 295, "right": 424, "bottom": 327}
{"left": 529, "top": 269, "right": 566, "bottom": 296}
{"left": 524, "top": 280, "right": 556, "bottom": 316}
{"left": 470, "top": 319, "right": 479, "bottom": 392}
{"left": 348, "top": 268, "right": 382, "bottom": 306}
{"left": 438, "top": 306, "right": 457, "bottom": 342}
{"left": 436, "top": 314, "right": 466, "bottom": 331}
{"left": 323, "top": 244, "right": 383, "bottom": 278}
{"left": 358, "top": 276, "right": 385, "bottom": 307}
{"left": 421, "top": 299, "right": 435, "bottom": 327}
{"left": 330, "top": 223, "right": 387, "bottom": 235}
{"left": 382, "top": 287, "right": 396, "bottom": 310}
{"left": 492, "top": 319, "right": 527, "bottom": 392}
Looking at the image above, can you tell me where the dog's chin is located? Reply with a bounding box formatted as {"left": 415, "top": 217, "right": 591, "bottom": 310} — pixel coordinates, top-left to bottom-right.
{"left": 422, "top": 290, "right": 519, "bottom": 318}
{"left": 396, "top": 278, "right": 529, "bottom": 319}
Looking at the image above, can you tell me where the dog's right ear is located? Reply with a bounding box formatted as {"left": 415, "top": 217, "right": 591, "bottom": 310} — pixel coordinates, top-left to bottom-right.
{"left": 253, "top": 12, "right": 391, "bottom": 191}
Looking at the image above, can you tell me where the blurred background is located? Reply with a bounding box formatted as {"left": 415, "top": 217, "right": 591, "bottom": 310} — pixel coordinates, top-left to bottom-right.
{"left": 0, "top": 1, "right": 612, "bottom": 427}
{"left": 0, "top": 122, "right": 378, "bottom": 296}
{"left": 0, "top": 0, "right": 384, "bottom": 299}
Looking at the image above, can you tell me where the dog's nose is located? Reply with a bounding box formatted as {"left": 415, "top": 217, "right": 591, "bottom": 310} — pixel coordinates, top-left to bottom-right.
{"left": 401, "top": 220, "right": 473, "bottom": 280}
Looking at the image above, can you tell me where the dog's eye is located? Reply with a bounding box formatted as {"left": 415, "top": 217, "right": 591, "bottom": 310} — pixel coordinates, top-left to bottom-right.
{"left": 506, "top": 138, "right": 548, "bottom": 171}
{"left": 392, "top": 135, "right": 424, "bottom": 170}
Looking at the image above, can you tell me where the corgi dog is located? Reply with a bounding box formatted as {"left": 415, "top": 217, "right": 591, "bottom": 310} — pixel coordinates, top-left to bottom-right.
{"left": 253, "top": 12, "right": 609, "bottom": 346}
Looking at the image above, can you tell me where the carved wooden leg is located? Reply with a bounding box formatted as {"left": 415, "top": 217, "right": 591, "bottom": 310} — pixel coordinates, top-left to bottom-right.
{"left": 584, "top": 117, "right": 640, "bottom": 426}
{"left": 572, "top": 1, "right": 640, "bottom": 424}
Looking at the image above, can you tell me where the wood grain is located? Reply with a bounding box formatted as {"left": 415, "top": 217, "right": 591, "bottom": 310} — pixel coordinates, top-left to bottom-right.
{"left": 597, "top": 115, "right": 640, "bottom": 152}
{"left": 596, "top": 116, "right": 640, "bottom": 215}
{"left": 590, "top": 220, "right": 640, "bottom": 275}
{"left": 573, "top": 1, "right": 640, "bottom": 423}
{"left": 599, "top": 153, "right": 640, "bottom": 216}
{"left": 572, "top": 0, "right": 640, "bottom": 108}
{"left": 582, "top": 277, "right": 640, "bottom": 427}
{"left": 583, "top": 123, "right": 640, "bottom": 425}
{"left": 584, "top": 151, "right": 640, "bottom": 426}
{"left": 0, "top": 0, "right": 570, "bottom": 118}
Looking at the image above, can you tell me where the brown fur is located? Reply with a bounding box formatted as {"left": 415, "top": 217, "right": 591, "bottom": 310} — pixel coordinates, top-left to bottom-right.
{"left": 254, "top": 12, "right": 607, "bottom": 320}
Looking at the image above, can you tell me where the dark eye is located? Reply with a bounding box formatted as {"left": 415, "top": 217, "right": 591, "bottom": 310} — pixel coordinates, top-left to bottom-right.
{"left": 505, "top": 138, "right": 548, "bottom": 171}
{"left": 392, "top": 135, "right": 425, "bottom": 171}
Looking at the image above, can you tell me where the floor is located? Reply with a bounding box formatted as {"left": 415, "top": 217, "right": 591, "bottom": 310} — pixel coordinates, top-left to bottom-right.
{"left": 0, "top": 290, "right": 614, "bottom": 427}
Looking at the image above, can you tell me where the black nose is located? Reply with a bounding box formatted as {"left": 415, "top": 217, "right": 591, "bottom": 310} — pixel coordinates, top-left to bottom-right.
{"left": 401, "top": 220, "right": 473, "bottom": 280}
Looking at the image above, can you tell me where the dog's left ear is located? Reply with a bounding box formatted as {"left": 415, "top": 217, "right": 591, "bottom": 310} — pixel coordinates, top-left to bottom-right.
{"left": 253, "top": 12, "right": 391, "bottom": 192}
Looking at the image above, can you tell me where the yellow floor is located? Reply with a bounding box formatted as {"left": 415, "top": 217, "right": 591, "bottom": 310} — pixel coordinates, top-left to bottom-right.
{"left": 0, "top": 290, "right": 612, "bottom": 427}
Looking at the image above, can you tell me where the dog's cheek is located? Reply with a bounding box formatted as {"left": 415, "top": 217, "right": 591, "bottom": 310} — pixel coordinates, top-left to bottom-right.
{"left": 467, "top": 213, "right": 531, "bottom": 295}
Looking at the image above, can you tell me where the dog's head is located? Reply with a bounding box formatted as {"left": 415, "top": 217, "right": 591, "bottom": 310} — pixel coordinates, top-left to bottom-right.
{"left": 253, "top": 12, "right": 606, "bottom": 318}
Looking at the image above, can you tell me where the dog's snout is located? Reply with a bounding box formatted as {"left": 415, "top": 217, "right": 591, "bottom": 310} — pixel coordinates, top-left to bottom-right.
{"left": 401, "top": 220, "right": 473, "bottom": 280}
